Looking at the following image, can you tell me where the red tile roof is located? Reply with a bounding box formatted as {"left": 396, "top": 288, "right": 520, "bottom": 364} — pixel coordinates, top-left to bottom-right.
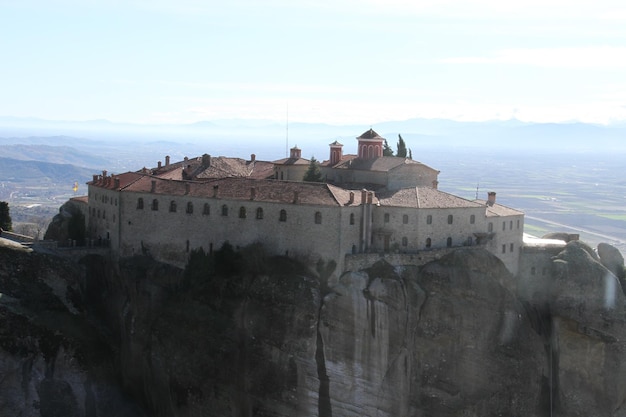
{"left": 377, "top": 187, "right": 483, "bottom": 209}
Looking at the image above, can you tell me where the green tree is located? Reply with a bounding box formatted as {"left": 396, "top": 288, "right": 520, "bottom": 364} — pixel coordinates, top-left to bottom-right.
{"left": 303, "top": 156, "right": 323, "bottom": 182}
{"left": 408, "top": 148, "right": 413, "bottom": 160}
{"left": 382, "top": 139, "right": 394, "bottom": 156}
{"left": 396, "top": 134, "right": 407, "bottom": 158}
{"left": 0, "top": 201, "right": 12, "bottom": 232}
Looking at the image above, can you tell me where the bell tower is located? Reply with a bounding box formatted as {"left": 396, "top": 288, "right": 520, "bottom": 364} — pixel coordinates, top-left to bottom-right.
{"left": 357, "top": 128, "right": 384, "bottom": 159}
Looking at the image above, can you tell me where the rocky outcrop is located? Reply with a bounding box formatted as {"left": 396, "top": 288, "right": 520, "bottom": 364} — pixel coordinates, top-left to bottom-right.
{"left": 2, "top": 241, "right": 626, "bottom": 416}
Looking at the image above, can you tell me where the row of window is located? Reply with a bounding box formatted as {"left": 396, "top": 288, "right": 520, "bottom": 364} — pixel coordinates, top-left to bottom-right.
{"left": 386, "top": 213, "right": 476, "bottom": 225}
{"left": 395, "top": 236, "right": 475, "bottom": 249}
{"left": 136, "top": 198, "right": 331, "bottom": 224}
{"left": 93, "top": 193, "right": 118, "bottom": 206}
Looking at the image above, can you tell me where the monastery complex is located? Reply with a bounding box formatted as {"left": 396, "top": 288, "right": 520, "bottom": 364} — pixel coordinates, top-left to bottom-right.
{"left": 83, "top": 129, "right": 526, "bottom": 275}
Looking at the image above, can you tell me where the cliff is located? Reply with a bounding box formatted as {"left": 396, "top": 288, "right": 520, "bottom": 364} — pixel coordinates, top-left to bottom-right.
{"left": 1, "top": 239, "right": 625, "bottom": 416}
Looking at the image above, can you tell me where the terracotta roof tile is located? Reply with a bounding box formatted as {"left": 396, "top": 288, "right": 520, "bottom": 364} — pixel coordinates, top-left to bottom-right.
{"left": 474, "top": 199, "right": 524, "bottom": 217}
{"left": 358, "top": 128, "right": 383, "bottom": 139}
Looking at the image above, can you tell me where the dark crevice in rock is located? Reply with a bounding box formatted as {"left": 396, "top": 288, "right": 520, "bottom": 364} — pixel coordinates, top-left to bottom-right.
{"left": 315, "top": 325, "right": 332, "bottom": 417}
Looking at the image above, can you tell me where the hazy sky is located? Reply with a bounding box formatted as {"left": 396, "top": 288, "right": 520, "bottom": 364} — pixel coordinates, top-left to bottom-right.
{"left": 2, "top": 0, "right": 626, "bottom": 125}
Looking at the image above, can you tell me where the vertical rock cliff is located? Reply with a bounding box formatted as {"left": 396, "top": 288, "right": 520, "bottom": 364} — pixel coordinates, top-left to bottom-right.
{"left": 1, "top": 240, "right": 626, "bottom": 416}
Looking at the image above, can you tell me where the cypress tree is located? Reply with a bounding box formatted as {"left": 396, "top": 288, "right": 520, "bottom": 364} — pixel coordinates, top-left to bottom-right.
{"left": 396, "top": 134, "right": 407, "bottom": 158}
{"left": 0, "top": 201, "right": 12, "bottom": 232}
{"left": 383, "top": 139, "right": 394, "bottom": 156}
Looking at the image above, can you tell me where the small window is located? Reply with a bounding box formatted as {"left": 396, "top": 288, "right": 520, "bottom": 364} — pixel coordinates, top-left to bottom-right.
{"left": 488, "top": 222, "right": 493, "bottom": 232}
{"left": 152, "top": 199, "right": 159, "bottom": 211}
{"left": 502, "top": 222, "right": 506, "bottom": 231}
{"left": 203, "top": 203, "right": 210, "bottom": 215}
{"left": 448, "top": 214, "right": 453, "bottom": 224}
{"left": 403, "top": 214, "right": 409, "bottom": 224}
{"left": 279, "top": 209, "right": 287, "bottom": 222}
{"left": 102, "top": 210, "right": 106, "bottom": 219}
{"left": 239, "top": 206, "right": 246, "bottom": 218}
{"left": 221, "top": 205, "right": 228, "bottom": 216}
{"left": 350, "top": 213, "right": 355, "bottom": 225}
{"left": 427, "top": 215, "right": 432, "bottom": 225}
{"left": 447, "top": 237, "right": 452, "bottom": 247}
{"left": 256, "top": 207, "right": 264, "bottom": 219}
{"left": 517, "top": 219, "right": 520, "bottom": 229}
{"left": 502, "top": 244, "right": 506, "bottom": 253}
{"left": 470, "top": 214, "right": 475, "bottom": 224}
{"left": 315, "top": 211, "right": 322, "bottom": 224}
{"left": 97, "top": 209, "right": 100, "bottom": 218}
{"left": 426, "top": 238, "right": 432, "bottom": 248}
{"left": 531, "top": 266, "right": 536, "bottom": 275}
{"left": 510, "top": 243, "right": 514, "bottom": 252}
{"left": 384, "top": 213, "right": 390, "bottom": 223}
{"left": 137, "top": 198, "right": 144, "bottom": 209}
{"left": 169, "top": 201, "right": 177, "bottom": 213}
{"left": 115, "top": 198, "right": 118, "bottom": 206}
{"left": 510, "top": 220, "right": 513, "bottom": 230}
{"left": 186, "top": 202, "right": 193, "bottom": 214}
{"left": 402, "top": 237, "right": 408, "bottom": 247}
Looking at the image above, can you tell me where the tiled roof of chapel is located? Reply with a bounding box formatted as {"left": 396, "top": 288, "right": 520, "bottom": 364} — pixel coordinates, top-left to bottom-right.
{"left": 377, "top": 187, "right": 484, "bottom": 209}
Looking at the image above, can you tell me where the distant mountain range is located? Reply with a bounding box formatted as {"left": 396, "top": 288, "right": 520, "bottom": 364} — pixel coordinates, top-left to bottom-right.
{"left": 1, "top": 116, "right": 625, "bottom": 166}
{"left": 0, "top": 157, "right": 94, "bottom": 184}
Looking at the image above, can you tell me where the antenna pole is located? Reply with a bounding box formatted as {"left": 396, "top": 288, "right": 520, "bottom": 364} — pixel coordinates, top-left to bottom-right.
{"left": 475, "top": 181, "right": 479, "bottom": 200}
{"left": 286, "top": 103, "right": 289, "bottom": 157}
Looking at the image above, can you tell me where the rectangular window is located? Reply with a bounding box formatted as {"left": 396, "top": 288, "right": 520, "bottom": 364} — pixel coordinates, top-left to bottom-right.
{"left": 510, "top": 243, "right": 514, "bottom": 252}
{"left": 502, "top": 244, "right": 506, "bottom": 253}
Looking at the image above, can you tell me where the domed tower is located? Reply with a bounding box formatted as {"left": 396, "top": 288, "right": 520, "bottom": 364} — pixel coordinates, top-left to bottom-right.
{"left": 329, "top": 140, "right": 343, "bottom": 165}
{"left": 357, "top": 128, "right": 384, "bottom": 159}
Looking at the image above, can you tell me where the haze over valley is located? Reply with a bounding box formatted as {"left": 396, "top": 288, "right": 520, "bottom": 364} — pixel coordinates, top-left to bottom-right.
{"left": 2, "top": 117, "right": 625, "bottom": 255}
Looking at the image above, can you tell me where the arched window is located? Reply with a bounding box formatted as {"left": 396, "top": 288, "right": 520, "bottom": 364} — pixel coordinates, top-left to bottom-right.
{"left": 447, "top": 237, "right": 452, "bottom": 247}
{"left": 239, "top": 206, "right": 246, "bottom": 218}
{"left": 447, "top": 214, "right": 453, "bottom": 224}
{"left": 256, "top": 207, "right": 264, "bottom": 219}
{"left": 350, "top": 213, "right": 355, "bottom": 225}
{"left": 470, "top": 214, "right": 475, "bottom": 224}
{"left": 426, "top": 238, "right": 432, "bottom": 248}
{"left": 403, "top": 214, "right": 409, "bottom": 224}
{"left": 221, "top": 205, "right": 228, "bottom": 216}
{"left": 186, "top": 202, "right": 193, "bottom": 214}
{"left": 402, "top": 237, "right": 408, "bottom": 247}
{"left": 151, "top": 199, "right": 159, "bottom": 211}
{"left": 279, "top": 209, "right": 287, "bottom": 222}
{"left": 169, "top": 200, "right": 177, "bottom": 213}
{"left": 137, "top": 198, "right": 144, "bottom": 209}
{"left": 426, "top": 215, "right": 432, "bottom": 225}
{"left": 203, "top": 203, "right": 210, "bottom": 215}
{"left": 315, "top": 211, "right": 322, "bottom": 224}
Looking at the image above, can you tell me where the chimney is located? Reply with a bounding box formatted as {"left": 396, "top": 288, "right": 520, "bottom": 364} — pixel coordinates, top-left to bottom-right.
{"left": 293, "top": 191, "right": 299, "bottom": 204}
{"left": 202, "top": 154, "right": 211, "bottom": 168}
{"left": 250, "top": 187, "right": 256, "bottom": 200}
{"left": 114, "top": 178, "right": 120, "bottom": 189}
{"left": 487, "top": 192, "right": 496, "bottom": 206}
{"left": 184, "top": 157, "right": 188, "bottom": 162}
{"left": 151, "top": 180, "right": 157, "bottom": 193}
{"left": 367, "top": 191, "right": 373, "bottom": 204}
{"left": 250, "top": 154, "right": 256, "bottom": 162}
{"left": 348, "top": 191, "right": 354, "bottom": 205}
{"left": 361, "top": 189, "right": 367, "bottom": 204}
{"left": 185, "top": 182, "right": 190, "bottom": 195}
{"left": 102, "top": 170, "right": 107, "bottom": 178}
{"left": 158, "top": 161, "right": 162, "bottom": 169}
{"left": 165, "top": 155, "right": 170, "bottom": 166}
{"left": 213, "top": 185, "right": 219, "bottom": 198}
{"left": 92, "top": 174, "right": 98, "bottom": 183}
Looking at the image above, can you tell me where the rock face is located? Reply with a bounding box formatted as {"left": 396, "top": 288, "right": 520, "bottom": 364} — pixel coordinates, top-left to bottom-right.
{"left": 1, "top": 241, "right": 626, "bottom": 416}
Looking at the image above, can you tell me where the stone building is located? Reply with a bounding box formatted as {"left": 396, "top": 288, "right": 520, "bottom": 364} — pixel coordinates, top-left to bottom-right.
{"left": 86, "top": 129, "right": 524, "bottom": 274}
